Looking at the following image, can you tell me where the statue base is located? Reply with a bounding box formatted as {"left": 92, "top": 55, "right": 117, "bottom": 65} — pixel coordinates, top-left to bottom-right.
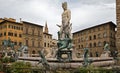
{"left": 57, "top": 50, "right": 72, "bottom": 62}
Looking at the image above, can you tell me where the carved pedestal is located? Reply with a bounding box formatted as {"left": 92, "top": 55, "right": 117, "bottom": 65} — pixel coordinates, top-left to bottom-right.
{"left": 57, "top": 50, "right": 72, "bottom": 62}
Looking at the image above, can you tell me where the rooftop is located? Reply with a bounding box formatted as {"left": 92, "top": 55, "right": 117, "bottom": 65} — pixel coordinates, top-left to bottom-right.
{"left": 22, "top": 21, "right": 43, "bottom": 27}
{"left": 73, "top": 21, "right": 116, "bottom": 34}
{"left": 0, "top": 19, "right": 22, "bottom": 25}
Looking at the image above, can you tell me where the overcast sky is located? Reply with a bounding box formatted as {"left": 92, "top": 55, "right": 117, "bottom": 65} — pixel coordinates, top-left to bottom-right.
{"left": 0, "top": 0, "right": 116, "bottom": 39}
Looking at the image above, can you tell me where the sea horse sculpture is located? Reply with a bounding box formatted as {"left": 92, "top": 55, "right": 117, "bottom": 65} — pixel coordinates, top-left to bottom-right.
{"left": 2, "top": 38, "right": 18, "bottom": 61}
{"left": 83, "top": 48, "right": 93, "bottom": 67}
{"left": 38, "top": 51, "right": 50, "bottom": 70}
{"left": 2, "top": 38, "right": 15, "bottom": 57}
{"left": 2, "top": 38, "right": 14, "bottom": 50}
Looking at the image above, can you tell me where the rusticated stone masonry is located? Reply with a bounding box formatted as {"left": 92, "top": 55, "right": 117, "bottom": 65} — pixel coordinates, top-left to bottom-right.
{"left": 116, "top": 0, "right": 120, "bottom": 52}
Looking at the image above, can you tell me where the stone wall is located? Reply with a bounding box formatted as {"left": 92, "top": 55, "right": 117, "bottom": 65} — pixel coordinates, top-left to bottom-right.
{"left": 116, "top": 0, "right": 120, "bottom": 52}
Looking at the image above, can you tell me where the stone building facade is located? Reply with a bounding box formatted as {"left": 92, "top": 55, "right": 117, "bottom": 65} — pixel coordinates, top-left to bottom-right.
{"left": 43, "top": 32, "right": 52, "bottom": 49}
{"left": 0, "top": 18, "right": 23, "bottom": 50}
{"left": 73, "top": 22, "right": 116, "bottom": 57}
{"left": 0, "top": 18, "right": 57, "bottom": 57}
{"left": 116, "top": 0, "right": 120, "bottom": 52}
{"left": 22, "top": 21, "right": 43, "bottom": 57}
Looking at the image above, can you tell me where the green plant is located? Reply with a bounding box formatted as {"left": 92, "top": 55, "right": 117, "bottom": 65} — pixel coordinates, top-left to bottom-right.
{"left": 1, "top": 57, "right": 15, "bottom": 63}
{"left": 1, "top": 57, "right": 10, "bottom": 63}
{"left": 9, "top": 57, "right": 15, "bottom": 62}
{"left": 74, "top": 67, "right": 88, "bottom": 73}
{"left": 0, "top": 61, "right": 3, "bottom": 71}
{"left": 10, "top": 61, "right": 32, "bottom": 73}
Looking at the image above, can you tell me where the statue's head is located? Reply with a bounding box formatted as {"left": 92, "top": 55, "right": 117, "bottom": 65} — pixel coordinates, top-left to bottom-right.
{"left": 62, "top": 2, "right": 67, "bottom": 10}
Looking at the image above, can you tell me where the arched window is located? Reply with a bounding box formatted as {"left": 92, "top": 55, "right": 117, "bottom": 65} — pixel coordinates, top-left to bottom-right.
{"left": 89, "top": 43, "right": 92, "bottom": 48}
{"left": 78, "top": 45, "right": 80, "bottom": 49}
{"left": 94, "top": 42, "right": 96, "bottom": 47}
{"left": 90, "top": 52, "right": 93, "bottom": 57}
{"left": 32, "top": 50, "right": 35, "bottom": 54}
{"left": 96, "top": 52, "right": 99, "bottom": 57}
{"left": 81, "top": 45, "right": 83, "bottom": 48}
{"left": 48, "top": 43, "right": 49, "bottom": 47}
{"left": 94, "top": 35, "right": 96, "bottom": 39}
{"left": 89, "top": 36, "right": 92, "bottom": 40}
{"left": 103, "top": 41, "right": 106, "bottom": 46}
{"left": 44, "top": 42, "right": 46, "bottom": 47}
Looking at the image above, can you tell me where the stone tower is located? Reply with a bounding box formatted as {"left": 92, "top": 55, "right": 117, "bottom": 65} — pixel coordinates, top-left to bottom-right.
{"left": 44, "top": 21, "right": 48, "bottom": 33}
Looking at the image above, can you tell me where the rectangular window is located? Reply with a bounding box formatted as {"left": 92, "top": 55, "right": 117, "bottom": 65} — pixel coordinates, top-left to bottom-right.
{"left": 44, "top": 43, "right": 46, "bottom": 47}
{"left": 4, "top": 32, "right": 6, "bottom": 36}
{"left": 11, "top": 33, "right": 13, "bottom": 36}
{"left": 19, "top": 34, "right": 22, "bottom": 37}
{"left": 8, "top": 32, "right": 11, "bottom": 36}
{"left": 0, "top": 33, "right": 2, "bottom": 37}
{"left": 79, "top": 45, "right": 80, "bottom": 49}
{"left": 14, "top": 33, "right": 17, "bottom": 37}
{"left": 14, "top": 42, "right": 17, "bottom": 45}
{"left": 81, "top": 45, "right": 83, "bottom": 48}
{"left": 48, "top": 43, "right": 49, "bottom": 47}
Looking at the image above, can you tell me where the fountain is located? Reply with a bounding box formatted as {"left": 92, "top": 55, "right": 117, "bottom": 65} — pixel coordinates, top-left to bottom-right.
{"left": 18, "top": 2, "right": 116, "bottom": 69}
